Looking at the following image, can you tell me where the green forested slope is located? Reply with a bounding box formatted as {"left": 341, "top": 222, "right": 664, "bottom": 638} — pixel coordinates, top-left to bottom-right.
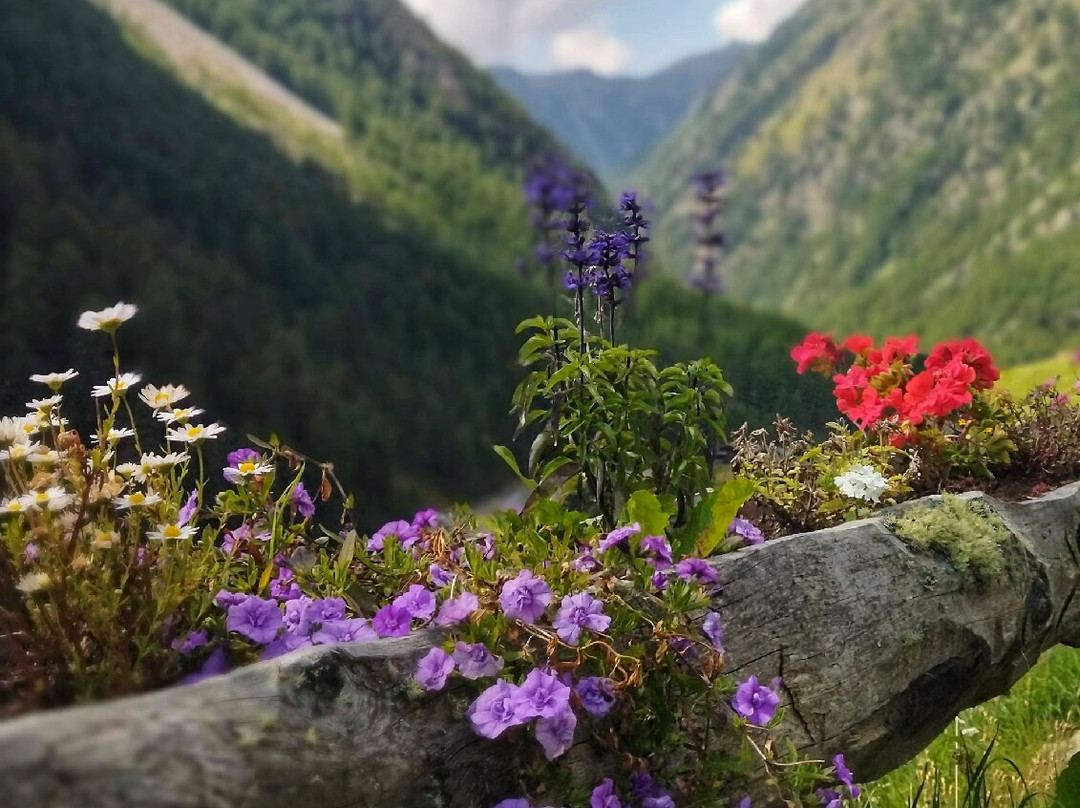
{"left": 643, "top": 0, "right": 1080, "bottom": 364}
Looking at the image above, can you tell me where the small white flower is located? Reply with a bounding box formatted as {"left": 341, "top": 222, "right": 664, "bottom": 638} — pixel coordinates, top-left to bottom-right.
{"left": 147, "top": 522, "right": 198, "bottom": 541}
{"left": 92, "top": 427, "right": 136, "bottom": 445}
{"left": 30, "top": 369, "right": 79, "bottom": 390}
{"left": 77, "top": 302, "right": 138, "bottom": 332}
{"left": 1, "top": 497, "right": 32, "bottom": 516}
{"left": 17, "top": 572, "right": 51, "bottom": 593}
{"left": 27, "top": 395, "right": 63, "bottom": 412}
{"left": 0, "top": 442, "right": 41, "bottom": 462}
{"left": 223, "top": 459, "right": 276, "bottom": 483}
{"left": 166, "top": 423, "right": 226, "bottom": 444}
{"left": 91, "top": 530, "right": 119, "bottom": 550}
{"left": 115, "top": 462, "right": 140, "bottom": 478}
{"left": 834, "top": 464, "right": 889, "bottom": 503}
{"left": 21, "top": 486, "right": 74, "bottom": 512}
{"left": 91, "top": 373, "right": 143, "bottom": 398}
{"left": 155, "top": 406, "right": 205, "bottom": 425}
{"left": 115, "top": 491, "right": 163, "bottom": 510}
{"left": 0, "top": 414, "right": 43, "bottom": 443}
{"left": 27, "top": 449, "right": 63, "bottom": 466}
{"left": 139, "top": 384, "right": 191, "bottom": 410}
{"left": 128, "top": 452, "right": 188, "bottom": 482}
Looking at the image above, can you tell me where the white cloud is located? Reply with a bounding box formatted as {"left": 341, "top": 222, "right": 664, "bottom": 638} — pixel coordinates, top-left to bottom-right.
{"left": 713, "top": 0, "right": 809, "bottom": 43}
{"left": 400, "top": 0, "right": 618, "bottom": 66}
{"left": 551, "top": 27, "right": 631, "bottom": 75}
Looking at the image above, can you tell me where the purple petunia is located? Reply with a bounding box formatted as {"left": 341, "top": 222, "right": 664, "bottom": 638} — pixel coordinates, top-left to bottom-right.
{"left": 453, "top": 642, "right": 504, "bottom": 679}
{"left": 412, "top": 508, "right": 440, "bottom": 528}
{"left": 223, "top": 448, "right": 261, "bottom": 483}
{"left": 372, "top": 602, "right": 413, "bottom": 637}
{"left": 290, "top": 482, "right": 315, "bottom": 518}
{"left": 729, "top": 517, "right": 764, "bottom": 546}
{"left": 599, "top": 522, "right": 640, "bottom": 553}
{"left": 433, "top": 592, "right": 479, "bottom": 626}
{"left": 179, "top": 646, "right": 228, "bottom": 685}
{"left": 630, "top": 771, "right": 675, "bottom": 808}
{"left": 269, "top": 566, "right": 302, "bottom": 601}
{"left": 571, "top": 546, "right": 601, "bottom": 573}
{"left": 703, "top": 611, "right": 723, "bottom": 651}
{"left": 215, "top": 589, "right": 246, "bottom": 609}
{"left": 676, "top": 557, "right": 718, "bottom": 585}
{"left": 590, "top": 778, "right": 623, "bottom": 808}
{"left": 499, "top": 570, "right": 552, "bottom": 624}
{"left": 429, "top": 563, "right": 455, "bottom": 588}
{"left": 552, "top": 592, "right": 611, "bottom": 645}
{"left": 732, "top": 675, "right": 780, "bottom": 725}
{"left": 640, "top": 535, "right": 673, "bottom": 569}
{"left": 493, "top": 801, "right": 532, "bottom": 808}
{"left": 367, "top": 519, "right": 420, "bottom": 552}
{"left": 467, "top": 679, "right": 531, "bottom": 739}
{"left": 226, "top": 595, "right": 283, "bottom": 644}
{"left": 171, "top": 629, "right": 208, "bottom": 655}
{"left": 816, "top": 788, "right": 842, "bottom": 808}
{"left": 833, "top": 753, "right": 860, "bottom": 799}
{"left": 415, "top": 647, "right": 455, "bottom": 691}
{"left": 312, "top": 618, "right": 377, "bottom": 645}
{"left": 283, "top": 596, "right": 314, "bottom": 636}
{"left": 178, "top": 490, "right": 199, "bottom": 525}
{"left": 517, "top": 669, "right": 571, "bottom": 720}
{"left": 259, "top": 631, "right": 312, "bottom": 660}
{"left": 310, "top": 597, "right": 347, "bottom": 622}
{"left": 575, "top": 676, "right": 616, "bottom": 717}
{"left": 393, "top": 584, "right": 436, "bottom": 622}
{"left": 535, "top": 707, "right": 577, "bottom": 760}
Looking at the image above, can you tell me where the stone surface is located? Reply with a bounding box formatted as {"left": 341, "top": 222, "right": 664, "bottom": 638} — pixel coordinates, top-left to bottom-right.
{"left": 1, "top": 484, "right": 1079, "bottom": 807}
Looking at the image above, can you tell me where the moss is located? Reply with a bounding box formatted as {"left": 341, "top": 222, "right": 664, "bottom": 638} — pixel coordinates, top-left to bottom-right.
{"left": 886, "top": 494, "right": 1014, "bottom": 585}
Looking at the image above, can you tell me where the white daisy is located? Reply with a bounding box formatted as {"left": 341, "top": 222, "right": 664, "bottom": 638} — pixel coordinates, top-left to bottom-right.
{"left": 91, "top": 373, "right": 143, "bottom": 398}
{"left": 147, "top": 522, "right": 198, "bottom": 541}
{"left": 77, "top": 302, "right": 138, "bottom": 332}
{"left": 223, "top": 459, "right": 276, "bottom": 483}
{"left": 91, "top": 530, "right": 119, "bottom": 550}
{"left": 21, "top": 486, "right": 74, "bottom": 512}
{"left": 27, "top": 449, "right": 63, "bottom": 466}
{"left": 0, "top": 442, "right": 41, "bottom": 462}
{"left": 115, "top": 462, "right": 140, "bottom": 479}
{"left": 30, "top": 369, "right": 79, "bottom": 390}
{"left": 166, "top": 423, "right": 226, "bottom": 444}
{"left": 115, "top": 491, "right": 163, "bottom": 510}
{"left": 155, "top": 406, "right": 205, "bottom": 425}
{"left": 16, "top": 572, "right": 51, "bottom": 593}
{"left": 92, "top": 427, "right": 136, "bottom": 445}
{"left": 1, "top": 497, "right": 32, "bottom": 516}
{"left": 139, "top": 384, "right": 191, "bottom": 410}
{"left": 27, "top": 395, "right": 63, "bottom": 412}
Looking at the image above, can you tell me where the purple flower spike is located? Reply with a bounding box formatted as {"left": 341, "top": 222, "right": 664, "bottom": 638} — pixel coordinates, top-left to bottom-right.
{"left": 226, "top": 596, "right": 283, "bottom": 644}
{"left": 732, "top": 675, "right": 781, "bottom": 725}
{"left": 394, "top": 584, "right": 436, "bottom": 622}
{"left": 535, "top": 708, "right": 577, "bottom": 760}
{"left": 312, "top": 618, "right": 377, "bottom": 645}
{"left": 467, "top": 680, "right": 530, "bottom": 739}
{"left": 575, "top": 676, "right": 615, "bottom": 717}
{"left": 499, "top": 570, "right": 552, "bottom": 624}
{"left": 517, "top": 668, "right": 571, "bottom": 720}
{"left": 453, "top": 641, "right": 504, "bottom": 679}
{"left": 590, "top": 778, "right": 623, "bottom": 808}
{"left": 599, "top": 522, "right": 640, "bottom": 553}
{"left": 372, "top": 602, "right": 413, "bottom": 637}
{"left": 415, "top": 647, "right": 455, "bottom": 691}
{"left": 703, "top": 611, "right": 724, "bottom": 651}
{"left": 552, "top": 592, "right": 611, "bottom": 645}
{"left": 676, "top": 557, "right": 719, "bottom": 585}
{"left": 434, "top": 592, "right": 479, "bottom": 626}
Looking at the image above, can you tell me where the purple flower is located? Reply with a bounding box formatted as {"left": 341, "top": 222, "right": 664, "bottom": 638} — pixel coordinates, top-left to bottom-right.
{"left": 270, "top": 567, "right": 302, "bottom": 601}
{"left": 599, "top": 522, "right": 640, "bottom": 553}
{"left": 412, "top": 508, "right": 440, "bottom": 528}
{"left": 703, "top": 612, "right": 723, "bottom": 651}
{"left": 310, "top": 597, "right": 346, "bottom": 622}
{"left": 833, "top": 753, "right": 860, "bottom": 798}
{"left": 676, "top": 557, "right": 718, "bottom": 585}
{"left": 575, "top": 677, "right": 615, "bottom": 717}
{"left": 571, "top": 546, "right": 600, "bottom": 573}
{"left": 494, "top": 801, "right": 532, "bottom": 808}
{"left": 290, "top": 483, "right": 315, "bottom": 518}
{"left": 535, "top": 708, "right": 577, "bottom": 760}
{"left": 23, "top": 542, "right": 39, "bottom": 562}
{"left": 640, "top": 535, "right": 672, "bottom": 569}
{"left": 312, "top": 618, "right": 377, "bottom": 645}
{"left": 283, "top": 596, "right": 314, "bottom": 636}
{"left": 259, "top": 631, "right": 312, "bottom": 660}
{"left": 415, "top": 647, "right": 455, "bottom": 691}
{"left": 223, "top": 449, "right": 261, "bottom": 482}
{"left": 226, "top": 595, "right": 283, "bottom": 644}
{"left": 729, "top": 517, "right": 764, "bottom": 546}
{"left": 215, "top": 589, "right": 246, "bottom": 609}
{"left": 171, "top": 629, "right": 209, "bottom": 654}
{"left": 590, "top": 778, "right": 623, "bottom": 808}
{"left": 178, "top": 490, "right": 198, "bottom": 525}
{"left": 434, "top": 592, "right": 479, "bottom": 626}
{"left": 816, "top": 788, "right": 842, "bottom": 808}
{"left": 394, "top": 584, "right": 436, "bottom": 621}
{"left": 736, "top": 799, "right": 752, "bottom": 808}
{"left": 429, "top": 563, "right": 454, "bottom": 587}
{"left": 517, "top": 668, "right": 571, "bottom": 719}
{"left": 630, "top": 771, "right": 675, "bottom": 808}
{"left": 651, "top": 571, "right": 669, "bottom": 592}
{"left": 467, "top": 680, "right": 531, "bottom": 739}
{"left": 499, "top": 570, "right": 552, "bottom": 624}
{"left": 732, "top": 676, "right": 780, "bottom": 725}
{"left": 453, "top": 641, "right": 504, "bottom": 679}
{"left": 179, "top": 646, "right": 228, "bottom": 685}
{"left": 372, "top": 602, "right": 413, "bottom": 637}
{"left": 476, "top": 532, "right": 496, "bottom": 560}
{"left": 553, "top": 593, "right": 611, "bottom": 645}
{"left": 368, "top": 519, "right": 420, "bottom": 552}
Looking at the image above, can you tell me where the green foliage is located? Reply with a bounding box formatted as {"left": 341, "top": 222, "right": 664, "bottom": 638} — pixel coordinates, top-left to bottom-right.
{"left": 886, "top": 495, "right": 1012, "bottom": 585}
{"left": 1055, "top": 752, "right": 1080, "bottom": 807}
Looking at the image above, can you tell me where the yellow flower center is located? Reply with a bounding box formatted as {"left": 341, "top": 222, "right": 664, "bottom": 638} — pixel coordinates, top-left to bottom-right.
{"left": 238, "top": 461, "right": 257, "bottom": 474}
{"left": 33, "top": 492, "right": 49, "bottom": 503}
{"left": 154, "top": 393, "right": 169, "bottom": 406}
{"left": 129, "top": 493, "right": 146, "bottom": 504}
{"left": 186, "top": 427, "right": 202, "bottom": 439}
{"left": 6, "top": 502, "right": 23, "bottom": 512}
{"left": 163, "top": 525, "right": 182, "bottom": 539}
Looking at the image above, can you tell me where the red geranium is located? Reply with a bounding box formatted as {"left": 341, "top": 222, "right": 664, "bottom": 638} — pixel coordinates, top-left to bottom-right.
{"left": 791, "top": 332, "right": 842, "bottom": 375}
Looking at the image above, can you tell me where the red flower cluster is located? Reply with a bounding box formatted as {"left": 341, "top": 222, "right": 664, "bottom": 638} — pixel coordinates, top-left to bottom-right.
{"left": 791, "top": 333, "right": 1000, "bottom": 432}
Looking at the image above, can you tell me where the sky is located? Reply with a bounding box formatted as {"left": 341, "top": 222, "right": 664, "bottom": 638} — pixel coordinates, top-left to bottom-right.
{"left": 399, "top": 0, "right": 811, "bottom": 77}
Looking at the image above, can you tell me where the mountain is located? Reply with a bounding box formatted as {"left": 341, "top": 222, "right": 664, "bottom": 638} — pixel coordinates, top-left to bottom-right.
{"left": 492, "top": 47, "right": 745, "bottom": 187}
{"left": 641, "top": 0, "right": 1080, "bottom": 365}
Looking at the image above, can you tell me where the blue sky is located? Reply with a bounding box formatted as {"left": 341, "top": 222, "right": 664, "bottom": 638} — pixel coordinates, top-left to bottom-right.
{"left": 400, "top": 0, "right": 810, "bottom": 76}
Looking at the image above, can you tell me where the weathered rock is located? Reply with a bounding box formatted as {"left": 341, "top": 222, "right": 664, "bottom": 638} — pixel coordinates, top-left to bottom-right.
{"left": 1, "top": 484, "right": 1078, "bottom": 807}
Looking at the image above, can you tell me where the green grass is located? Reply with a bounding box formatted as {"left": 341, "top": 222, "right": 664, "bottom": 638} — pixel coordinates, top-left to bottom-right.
{"left": 998, "top": 352, "right": 1080, "bottom": 397}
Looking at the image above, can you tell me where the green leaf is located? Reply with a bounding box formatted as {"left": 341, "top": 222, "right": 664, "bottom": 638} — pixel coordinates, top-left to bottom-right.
{"left": 626, "top": 490, "right": 673, "bottom": 536}
{"left": 693, "top": 477, "right": 757, "bottom": 558}
{"left": 493, "top": 445, "right": 536, "bottom": 490}
{"left": 1056, "top": 752, "right": 1080, "bottom": 807}
{"left": 337, "top": 529, "right": 357, "bottom": 571}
